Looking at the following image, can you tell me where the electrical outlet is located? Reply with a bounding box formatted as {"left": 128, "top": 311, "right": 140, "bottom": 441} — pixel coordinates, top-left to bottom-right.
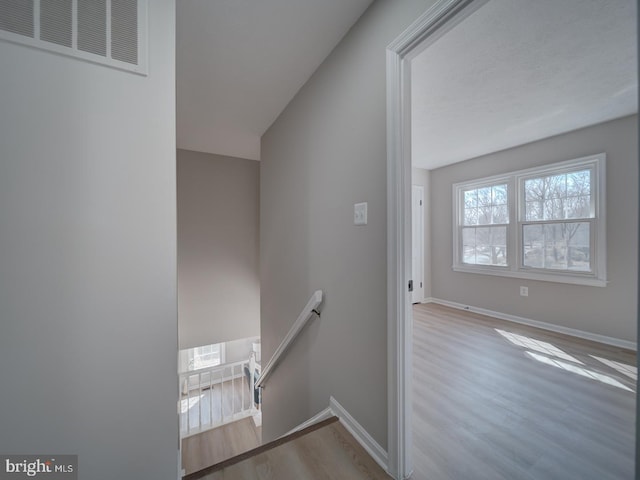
{"left": 520, "top": 286, "right": 528, "bottom": 297}
{"left": 354, "top": 202, "right": 368, "bottom": 225}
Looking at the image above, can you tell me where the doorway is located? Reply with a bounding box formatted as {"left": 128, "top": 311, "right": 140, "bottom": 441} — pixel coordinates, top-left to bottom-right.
{"left": 388, "top": 0, "right": 638, "bottom": 478}
{"left": 387, "top": 2, "right": 487, "bottom": 476}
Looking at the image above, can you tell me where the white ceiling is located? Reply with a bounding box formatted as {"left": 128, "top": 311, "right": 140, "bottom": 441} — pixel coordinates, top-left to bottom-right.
{"left": 411, "top": 0, "right": 638, "bottom": 170}
{"left": 176, "top": 0, "right": 374, "bottom": 160}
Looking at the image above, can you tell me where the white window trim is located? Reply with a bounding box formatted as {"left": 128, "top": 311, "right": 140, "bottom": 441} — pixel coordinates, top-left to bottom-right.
{"left": 453, "top": 174, "right": 513, "bottom": 269}
{"left": 181, "top": 342, "right": 226, "bottom": 373}
{"left": 453, "top": 153, "right": 607, "bottom": 287}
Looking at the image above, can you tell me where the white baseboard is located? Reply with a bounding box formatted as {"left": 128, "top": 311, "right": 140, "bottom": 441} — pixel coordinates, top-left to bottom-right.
{"left": 178, "top": 449, "right": 184, "bottom": 480}
{"left": 425, "top": 297, "right": 637, "bottom": 351}
{"left": 328, "top": 396, "right": 389, "bottom": 474}
{"left": 252, "top": 411, "right": 262, "bottom": 428}
{"left": 281, "top": 406, "right": 334, "bottom": 438}
{"left": 281, "top": 397, "right": 389, "bottom": 475}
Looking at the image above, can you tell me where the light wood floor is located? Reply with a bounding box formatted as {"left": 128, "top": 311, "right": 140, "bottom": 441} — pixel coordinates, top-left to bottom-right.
{"left": 194, "top": 418, "right": 391, "bottom": 480}
{"left": 182, "top": 416, "right": 262, "bottom": 475}
{"left": 411, "top": 303, "right": 636, "bottom": 480}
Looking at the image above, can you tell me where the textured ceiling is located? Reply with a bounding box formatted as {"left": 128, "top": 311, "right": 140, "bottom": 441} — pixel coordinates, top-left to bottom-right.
{"left": 411, "top": 0, "right": 638, "bottom": 170}
{"left": 177, "top": 0, "right": 374, "bottom": 160}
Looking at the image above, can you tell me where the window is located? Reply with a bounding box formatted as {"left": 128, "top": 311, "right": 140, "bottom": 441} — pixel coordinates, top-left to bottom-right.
{"left": 461, "top": 182, "right": 509, "bottom": 266}
{"left": 179, "top": 343, "right": 226, "bottom": 373}
{"left": 453, "top": 154, "right": 606, "bottom": 286}
{"left": 191, "top": 344, "right": 224, "bottom": 370}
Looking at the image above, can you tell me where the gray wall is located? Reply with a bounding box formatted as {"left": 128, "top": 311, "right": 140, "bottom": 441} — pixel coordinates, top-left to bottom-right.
{"left": 430, "top": 115, "right": 638, "bottom": 343}
{"left": 260, "top": 0, "right": 437, "bottom": 448}
{"left": 0, "top": 3, "right": 178, "bottom": 478}
{"left": 413, "top": 167, "right": 432, "bottom": 300}
{"left": 225, "top": 336, "right": 261, "bottom": 364}
{"left": 178, "top": 150, "right": 260, "bottom": 349}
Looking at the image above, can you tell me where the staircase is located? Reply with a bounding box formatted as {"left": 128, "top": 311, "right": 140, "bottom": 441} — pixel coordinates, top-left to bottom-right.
{"left": 183, "top": 416, "right": 391, "bottom": 480}
{"left": 180, "top": 291, "right": 390, "bottom": 479}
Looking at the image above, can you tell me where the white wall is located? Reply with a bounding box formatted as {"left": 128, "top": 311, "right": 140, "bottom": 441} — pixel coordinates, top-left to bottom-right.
{"left": 177, "top": 149, "right": 260, "bottom": 349}
{"left": 260, "top": 0, "right": 438, "bottom": 449}
{"left": 225, "top": 336, "right": 260, "bottom": 364}
{"left": 0, "top": 3, "right": 177, "bottom": 478}
{"left": 430, "top": 115, "right": 638, "bottom": 343}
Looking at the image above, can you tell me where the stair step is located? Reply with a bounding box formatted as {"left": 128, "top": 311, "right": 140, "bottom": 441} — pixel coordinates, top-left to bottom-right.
{"left": 184, "top": 416, "right": 338, "bottom": 479}
{"left": 184, "top": 416, "right": 391, "bottom": 480}
{"left": 182, "top": 416, "right": 262, "bottom": 476}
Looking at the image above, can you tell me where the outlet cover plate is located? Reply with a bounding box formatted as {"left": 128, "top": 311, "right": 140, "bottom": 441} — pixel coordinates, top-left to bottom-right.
{"left": 354, "top": 202, "right": 368, "bottom": 225}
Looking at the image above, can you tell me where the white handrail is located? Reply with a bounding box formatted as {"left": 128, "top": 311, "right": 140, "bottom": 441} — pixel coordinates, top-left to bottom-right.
{"left": 255, "top": 290, "right": 323, "bottom": 389}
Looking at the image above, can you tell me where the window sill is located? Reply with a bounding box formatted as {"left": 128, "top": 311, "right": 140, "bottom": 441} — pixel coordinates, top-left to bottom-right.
{"left": 452, "top": 265, "right": 607, "bottom": 287}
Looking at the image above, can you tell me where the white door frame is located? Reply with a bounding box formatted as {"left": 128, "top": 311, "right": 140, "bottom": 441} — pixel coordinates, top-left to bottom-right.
{"left": 385, "top": 1, "right": 485, "bottom": 478}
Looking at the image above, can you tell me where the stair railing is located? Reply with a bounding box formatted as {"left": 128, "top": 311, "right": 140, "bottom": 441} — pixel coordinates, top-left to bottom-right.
{"left": 179, "top": 358, "right": 258, "bottom": 437}
{"left": 255, "top": 290, "right": 323, "bottom": 389}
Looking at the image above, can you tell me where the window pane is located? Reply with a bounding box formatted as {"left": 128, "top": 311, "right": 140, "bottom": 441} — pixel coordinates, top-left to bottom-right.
{"left": 193, "top": 343, "right": 222, "bottom": 369}
{"left": 546, "top": 174, "right": 567, "bottom": 198}
{"left": 525, "top": 169, "right": 592, "bottom": 221}
{"left": 463, "top": 245, "right": 476, "bottom": 264}
{"left": 479, "top": 206, "right": 492, "bottom": 224}
{"left": 478, "top": 187, "right": 492, "bottom": 207}
{"left": 566, "top": 195, "right": 590, "bottom": 219}
{"left": 462, "top": 183, "right": 508, "bottom": 226}
{"left": 464, "top": 208, "right": 478, "bottom": 225}
{"left": 523, "top": 224, "right": 543, "bottom": 268}
{"left": 543, "top": 198, "right": 564, "bottom": 220}
{"left": 463, "top": 226, "right": 507, "bottom": 266}
{"left": 492, "top": 185, "right": 507, "bottom": 205}
{"left": 492, "top": 205, "right": 508, "bottom": 224}
{"left": 523, "top": 222, "right": 590, "bottom": 271}
{"left": 462, "top": 227, "right": 476, "bottom": 247}
{"left": 567, "top": 170, "right": 590, "bottom": 196}
{"left": 464, "top": 190, "right": 477, "bottom": 208}
{"left": 492, "top": 226, "right": 507, "bottom": 246}
{"left": 525, "top": 201, "right": 542, "bottom": 221}
{"left": 524, "top": 178, "right": 543, "bottom": 202}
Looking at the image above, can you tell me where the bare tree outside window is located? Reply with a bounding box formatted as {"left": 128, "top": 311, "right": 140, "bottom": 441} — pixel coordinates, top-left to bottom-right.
{"left": 462, "top": 183, "right": 508, "bottom": 266}
{"left": 522, "top": 169, "right": 592, "bottom": 271}
{"left": 453, "top": 154, "right": 605, "bottom": 286}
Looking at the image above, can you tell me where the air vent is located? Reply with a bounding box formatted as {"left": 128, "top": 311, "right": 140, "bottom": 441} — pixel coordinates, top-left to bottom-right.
{"left": 0, "top": 0, "right": 34, "bottom": 38}
{"left": 111, "top": 0, "right": 137, "bottom": 65}
{"left": 78, "top": 0, "right": 107, "bottom": 57}
{"left": 40, "top": 0, "right": 73, "bottom": 48}
{"left": 0, "top": 0, "right": 147, "bottom": 75}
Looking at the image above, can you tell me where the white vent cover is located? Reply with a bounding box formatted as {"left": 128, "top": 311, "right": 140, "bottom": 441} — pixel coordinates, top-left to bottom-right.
{"left": 0, "top": 0, "right": 147, "bottom": 75}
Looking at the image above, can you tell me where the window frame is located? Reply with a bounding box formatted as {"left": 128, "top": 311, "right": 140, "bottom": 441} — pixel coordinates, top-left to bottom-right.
{"left": 454, "top": 175, "right": 514, "bottom": 270}
{"left": 183, "top": 343, "right": 226, "bottom": 372}
{"left": 452, "top": 153, "right": 606, "bottom": 287}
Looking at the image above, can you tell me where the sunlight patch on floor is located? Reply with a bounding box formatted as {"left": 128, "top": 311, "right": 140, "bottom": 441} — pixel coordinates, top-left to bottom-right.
{"left": 496, "top": 329, "right": 583, "bottom": 364}
{"left": 590, "top": 355, "right": 637, "bottom": 381}
{"left": 527, "top": 351, "right": 633, "bottom": 392}
{"left": 180, "top": 394, "right": 204, "bottom": 414}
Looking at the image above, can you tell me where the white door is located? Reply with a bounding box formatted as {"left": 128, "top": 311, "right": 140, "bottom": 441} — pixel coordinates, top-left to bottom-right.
{"left": 412, "top": 185, "right": 424, "bottom": 304}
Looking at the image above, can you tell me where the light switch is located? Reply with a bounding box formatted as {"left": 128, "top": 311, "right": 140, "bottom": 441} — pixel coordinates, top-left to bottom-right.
{"left": 354, "top": 202, "right": 368, "bottom": 225}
